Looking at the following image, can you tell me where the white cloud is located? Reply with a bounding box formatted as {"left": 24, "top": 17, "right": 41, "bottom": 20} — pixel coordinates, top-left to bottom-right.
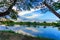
{"left": 26, "top": 27, "right": 39, "bottom": 32}
{"left": 18, "top": 9, "right": 41, "bottom": 16}
{"left": 12, "top": 6, "right": 41, "bottom": 16}
{"left": 24, "top": 14, "right": 41, "bottom": 19}
{"left": 26, "top": 14, "right": 38, "bottom": 18}
{"left": 15, "top": 30, "right": 34, "bottom": 36}
{"left": 53, "top": 0, "right": 58, "bottom": 2}
{"left": 17, "top": 8, "right": 43, "bottom": 19}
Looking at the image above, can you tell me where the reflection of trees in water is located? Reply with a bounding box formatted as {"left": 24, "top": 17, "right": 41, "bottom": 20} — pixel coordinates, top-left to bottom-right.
{"left": 57, "top": 27, "right": 60, "bottom": 30}
{"left": 51, "top": 26, "right": 60, "bottom": 30}
{"left": 26, "top": 25, "right": 47, "bottom": 28}
{"left": 26, "top": 25, "right": 37, "bottom": 28}
{"left": 26, "top": 25, "right": 31, "bottom": 27}
{"left": 25, "top": 25, "right": 60, "bottom": 31}
{"left": 43, "top": 26, "right": 46, "bottom": 28}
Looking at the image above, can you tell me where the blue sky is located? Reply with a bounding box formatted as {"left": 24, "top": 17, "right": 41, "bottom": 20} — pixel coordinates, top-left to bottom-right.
{"left": 15, "top": 8, "right": 59, "bottom": 22}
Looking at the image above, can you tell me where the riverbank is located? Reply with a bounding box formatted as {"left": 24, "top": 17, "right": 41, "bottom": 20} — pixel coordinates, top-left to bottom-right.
{"left": 0, "top": 30, "right": 53, "bottom": 40}
{"left": 0, "top": 21, "right": 60, "bottom": 26}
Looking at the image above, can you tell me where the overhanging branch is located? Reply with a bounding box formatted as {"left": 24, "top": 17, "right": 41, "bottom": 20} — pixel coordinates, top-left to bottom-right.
{"left": 43, "top": 1, "right": 60, "bottom": 18}
{"left": 0, "top": 0, "right": 17, "bottom": 17}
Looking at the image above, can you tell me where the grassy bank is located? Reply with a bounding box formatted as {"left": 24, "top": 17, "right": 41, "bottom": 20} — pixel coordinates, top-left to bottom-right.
{"left": 0, "top": 21, "right": 60, "bottom": 26}
{"left": 0, "top": 30, "right": 53, "bottom": 40}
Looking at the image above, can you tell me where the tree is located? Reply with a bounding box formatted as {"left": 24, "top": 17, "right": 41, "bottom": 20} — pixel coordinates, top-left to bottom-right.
{"left": 43, "top": 21, "right": 46, "bottom": 23}
{"left": 53, "top": 2, "right": 60, "bottom": 10}
{"left": 0, "top": 0, "right": 17, "bottom": 16}
{"left": 0, "top": 0, "right": 60, "bottom": 20}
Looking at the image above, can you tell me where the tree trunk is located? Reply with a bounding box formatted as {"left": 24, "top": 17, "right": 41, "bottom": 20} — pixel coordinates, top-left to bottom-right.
{"left": 43, "top": 1, "right": 60, "bottom": 18}
{"left": 0, "top": 0, "right": 17, "bottom": 17}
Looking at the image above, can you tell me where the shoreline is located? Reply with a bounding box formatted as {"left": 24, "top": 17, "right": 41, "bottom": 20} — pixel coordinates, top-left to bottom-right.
{"left": 0, "top": 30, "right": 53, "bottom": 40}
{"left": 0, "top": 21, "right": 60, "bottom": 26}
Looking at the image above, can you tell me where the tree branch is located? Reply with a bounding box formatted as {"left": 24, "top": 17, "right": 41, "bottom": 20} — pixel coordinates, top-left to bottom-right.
{"left": 0, "top": 0, "right": 17, "bottom": 17}
{"left": 43, "top": 1, "right": 60, "bottom": 18}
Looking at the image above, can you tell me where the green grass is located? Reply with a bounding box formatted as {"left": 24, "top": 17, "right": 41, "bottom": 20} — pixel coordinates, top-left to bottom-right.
{"left": 0, "top": 30, "right": 15, "bottom": 33}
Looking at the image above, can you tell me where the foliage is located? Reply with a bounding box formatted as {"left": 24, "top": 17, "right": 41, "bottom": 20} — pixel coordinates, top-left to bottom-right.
{"left": 0, "top": 30, "right": 15, "bottom": 33}
{"left": 9, "top": 10, "right": 18, "bottom": 20}
{"left": 53, "top": 2, "right": 60, "bottom": 10}
{"left": 55, "top": 20, "right": 60, "bottom": 27}
{"left": 0, "top": 21, "right": 59, "bottom": 26}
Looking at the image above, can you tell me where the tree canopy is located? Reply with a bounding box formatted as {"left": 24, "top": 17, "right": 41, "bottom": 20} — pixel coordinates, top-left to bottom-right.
{"left": 0, "top": 0, "right": 60, "bottom": 20}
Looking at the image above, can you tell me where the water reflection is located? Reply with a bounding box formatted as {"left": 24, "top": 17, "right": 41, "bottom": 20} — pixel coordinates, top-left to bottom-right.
{"left": 43, "top": 26, "right": 46, "bottom": 28}
{"left": 0, "top": 25, "right": 60, "bottom": 40}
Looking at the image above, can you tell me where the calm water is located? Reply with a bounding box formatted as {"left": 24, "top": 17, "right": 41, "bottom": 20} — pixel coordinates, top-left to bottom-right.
{"left": 0, "top": 25, "right": 60, "bottom": 40}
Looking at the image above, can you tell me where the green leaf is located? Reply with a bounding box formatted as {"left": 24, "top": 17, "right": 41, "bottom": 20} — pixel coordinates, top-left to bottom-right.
{"left": 9, "top": 9, "right": 18, "bottom": 20}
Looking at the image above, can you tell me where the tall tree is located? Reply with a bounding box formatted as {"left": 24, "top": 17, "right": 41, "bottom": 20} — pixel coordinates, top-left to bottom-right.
{"left": 0, "top": 0, "right": 60, "bottom": 19}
